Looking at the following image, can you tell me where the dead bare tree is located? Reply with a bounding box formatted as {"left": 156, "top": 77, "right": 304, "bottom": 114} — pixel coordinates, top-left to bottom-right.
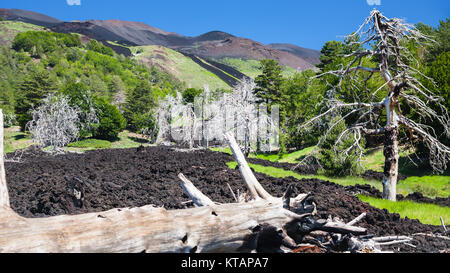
{"left": 27, "top": 94, "right": 82, "bottom": 151}
{"left": 296, "top": 9, "right": 450, "bottom": 201}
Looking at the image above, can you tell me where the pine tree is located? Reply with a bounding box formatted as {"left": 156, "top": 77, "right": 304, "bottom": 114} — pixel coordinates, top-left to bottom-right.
{"left": 253, "top": 59, "right": 284, "bottom": 107}
{"left": 15, "top": 69, "right": 57, "bottom": 131}
{"left": 123, "top": 80, "right": 156, "bottom": 131}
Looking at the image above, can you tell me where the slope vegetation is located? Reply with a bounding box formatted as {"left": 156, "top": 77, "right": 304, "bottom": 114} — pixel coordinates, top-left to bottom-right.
{"left": 0, "top": 20, "right": 45, "bottom": 46}
{"left": 133, "top": 45, "right": 231, "bottom": 90}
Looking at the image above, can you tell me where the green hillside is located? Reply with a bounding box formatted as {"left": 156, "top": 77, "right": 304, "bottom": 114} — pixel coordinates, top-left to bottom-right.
{"left": 131, "top": 45, "right": 231, "bottom": 90}
{"left": 214, "top": 57, "right": 299, "bottom": 78}
{"left": 0, "top": 21, "right": 46, "bottom": 46}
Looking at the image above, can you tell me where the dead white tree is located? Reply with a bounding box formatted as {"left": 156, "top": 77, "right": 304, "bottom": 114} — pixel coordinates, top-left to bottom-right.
{"left": 27, "top": 94, "right": 82, "bottom": 151}
{"left": 296, "top": 9, "right": 450, "bottom": 201}
{"left": 222, "top": 78, "right": 258, "bottom": 155}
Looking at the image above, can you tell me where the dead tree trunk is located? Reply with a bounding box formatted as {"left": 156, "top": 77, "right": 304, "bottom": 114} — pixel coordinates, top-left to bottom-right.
{"left": 0, "top": 110, "right": 10, "bottom": 208}
{"left": 0, "top": 113, "right": 366, "bottom": 252}
{"left": 382, "top": 126, "right": 399, "bottom": 200}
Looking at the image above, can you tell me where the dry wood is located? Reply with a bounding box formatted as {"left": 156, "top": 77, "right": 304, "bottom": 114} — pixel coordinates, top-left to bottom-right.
{"left": 347, "top": 212, "right": 367, "bottom": 226}
{"left": 179, "top": 173, "right": 215, "bottom": 207}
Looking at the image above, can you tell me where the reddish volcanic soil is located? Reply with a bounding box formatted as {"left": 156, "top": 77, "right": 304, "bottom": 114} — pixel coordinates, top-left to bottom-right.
{"left": 4, "top": 146, "right": 449, "bottom": 253}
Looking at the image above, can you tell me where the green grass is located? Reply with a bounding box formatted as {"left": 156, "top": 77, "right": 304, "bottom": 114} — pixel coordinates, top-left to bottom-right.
{"left": 110, "top": 130, "right": 150, "bottom": 149}
{"left": 215, "top": 57, "right": 299, "bottom": 79}
{"left": 226, "top": 161, "right": 381, "bottom": 189}
{"left": 65, "top": 131, "right": 150, "bottom": 152}
{"left": 363, "top": 148, "right": 385, "bottom": 172}
{"left": 227, "top": 161, "right": 450, "bottom": 198}
{"left": 398, "top": 176, "right": 450, "bottom": 198}
{"left": 3, "top": 128, "right": 149, "bottom": 154}
{"left": 67, "top": 139, "right": 112, "bottom": 149}
{"left": 210, "top": 146, "right": 314, "bottom": 163}
{"left": 3, "top": 127, "right": 33, "bottom": 154}
{"left": 213, "top": 145, "right": 449, "bottom": 198}
{"left": 210, "top": 147, "right": 232, "bottom": 155}
{"left": 0, "top": 21, "right": 45, "bottom": 46}
{"left": 249, "top": 147, "right": 314, "bottom": 163}
{"left": 131, "top": 45, "right": 230, "bottom": 90}
{"left": 358, "top": 195, "right": 450, "bottom": 225}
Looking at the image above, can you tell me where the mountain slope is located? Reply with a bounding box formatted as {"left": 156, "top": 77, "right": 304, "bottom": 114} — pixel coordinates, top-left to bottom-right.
{"left": 267, "top": 43, "right": 321, "bottom": 66}
{"left": 0, "top": 8, "right": 322, "bottom": 88}
{"left": 0, "top": 20, "right": 45, "bottom": 46}
{"left": 0, "top": 8, "right": 61, "bottom": 27}
{"left": 0, "top": 8, "right": 318, "bottom": 71}
{"left": 133, "top": 45, "right": 232, "bottom": 90}
{"left": 175, "top": 37, "right": 314, "bottom": 71}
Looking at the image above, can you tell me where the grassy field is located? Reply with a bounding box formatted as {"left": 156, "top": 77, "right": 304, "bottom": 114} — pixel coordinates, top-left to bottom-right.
{"left": 66, "top": 131, "right": 150, "bottom": 152}
{"left": 131, "top": 45, "right": 230, "bottom": 90}
{"left": 0, "top": 21, "right": 45, "bottom": 46}
{"left": 3, "top": 127, "right": 150, "bottom": 154}
{"left": 226, "top": 161, "right": 382, "bottom": 189}
{"left": 3, "top": 127, "right": 33, "bottom": 154}
{"left": 358, "top": 195, "right": 450, "bottom": 225}
{"left": 214, "top": 57, "right": 299, "bottom": 79}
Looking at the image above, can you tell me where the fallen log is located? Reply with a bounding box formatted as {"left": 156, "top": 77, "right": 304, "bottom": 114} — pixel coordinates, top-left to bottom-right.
{"left": 0, "top": 114, "right": 367, "bottom": 253}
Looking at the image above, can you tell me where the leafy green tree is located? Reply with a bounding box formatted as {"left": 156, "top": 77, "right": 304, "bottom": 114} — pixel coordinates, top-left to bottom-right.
{"left": 182, "top": 88, "right": 203, "bottom": 104}
{"left": 107, "top": 75, "right": 126, "bottom": 101}
{"left": 426, "top": 51, "right": 449, "bottom": 109}
{"left": 134, "top": 111, "right": 158, "bottom": 142}
{"left": 86, "top": 40, "right": 114, "bottom": 56}
{"left": 91, "top": 98, "right": 126, "bottom": 140}
{"left": 60, "top": 82, "right": 99, "bottom": 137}
{"left": 318, "top": 116, "right": 365, "bottom": 177}
{"left": 12, "top": 31, "right": 81, "bottom": 56}
{"left": 254, "top": 59, "right": 285, "bottom": 107}
{"left": 81, "top": 74, "right": 108, "bottom": 98}
{"left": 281, "top": 70, "right": 324, "bottom": 148}
{"left": 123, "top": 80, "right": 156, "bottom": 130}
{"left": 15, "top": 68, "right": 57, "bottom": 131}
{"left": 426, "top": 19, "right": 449, "bottom": 64}
{"left": 316, "top": 41, "right": 345, "bottom": 72}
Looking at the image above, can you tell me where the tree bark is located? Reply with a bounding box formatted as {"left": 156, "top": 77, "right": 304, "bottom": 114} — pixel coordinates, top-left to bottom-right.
{"left": 382, "top": 126, "right": 399, "bottom": 201}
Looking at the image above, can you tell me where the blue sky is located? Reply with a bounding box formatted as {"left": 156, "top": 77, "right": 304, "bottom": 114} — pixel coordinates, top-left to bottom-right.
{"left": 1, "top": 0, "right": 448, "bottom": 50}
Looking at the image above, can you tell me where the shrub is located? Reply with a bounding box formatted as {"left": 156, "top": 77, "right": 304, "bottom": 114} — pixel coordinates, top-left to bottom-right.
{"left": 60, "top": 82, "right": 99, "bottom": 138}
{"left": 86, "top": 40, "right": 114, "bottom": 56}
{"left": 182, "top": 88, "right": 203, "bottom": 104}
{"left": 133, "top": 111, "right": 158, "bottom": 143}
{"left": 2, "top": 110, "right": 16, "bottom": 128}
{"left": 318, "top": 116, "right": 365, "bottom": 177}
{"left": 123, "top": 80, "right": 156, "bottom": 130}
{"left": 12, "top": 31, "right": 81, "bottom": 56}
{"left": 91, "top": 98, "right": 126, "bottom": 141}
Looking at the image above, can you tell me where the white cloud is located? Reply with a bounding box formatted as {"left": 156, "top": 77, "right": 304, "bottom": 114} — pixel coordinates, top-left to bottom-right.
{"left": 66, "top": 0, "right": 81, "bottom": 5}
{"left": 366, "top": 0, "right": 381, "bottom": 5}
